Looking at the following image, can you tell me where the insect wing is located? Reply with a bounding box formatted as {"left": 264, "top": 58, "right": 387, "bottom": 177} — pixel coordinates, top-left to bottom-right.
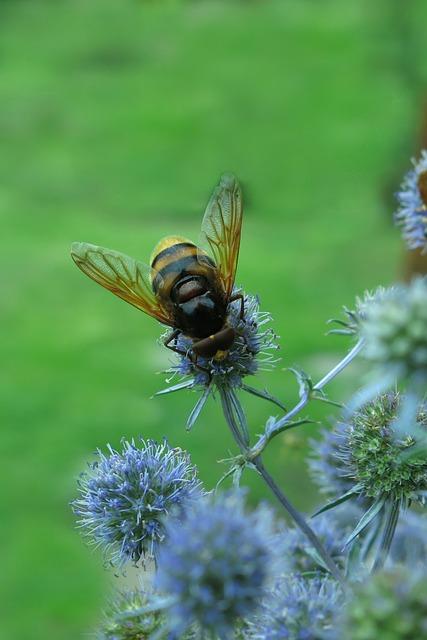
{"left": 71, "top": 242, "right": 174, "bottom": 326}
{"left": 199, "top": 173, "right": 243, "bottom": 298}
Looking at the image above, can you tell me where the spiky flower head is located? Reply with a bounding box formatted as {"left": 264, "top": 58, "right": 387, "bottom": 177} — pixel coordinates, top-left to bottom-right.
{"left": 72, "top": 438, "right": 203, "bottom": 566}
{"left": 359, "top": 278, "right": 427, "bottom": 383}
{"left": 329, "top": 280, "right": 427, "bottom": 387}
{"left": 395, "top": 150, "right": 427, "bottom": 252}
{"left": 96, "top": 588, "right": 165, "bottom": 639}
{"left": 249, "top": 575, "right": 343, "bottom": 640}
{"left": 341, "top": 566, "right": 427, "bottom": 640}
{"left": 158, "top": 292, "right": 281, "bottom": 431}
{"left": 309, "top": 423, "right": 356, "bottom": 500}
{"left": 327, "top": 285, "right": 394, "bottom": 338}
{"left": 156, "top": 491, "right": 278, "bottom": 638}
{"left": 312, "top": 393, "right": 427, "bottom": 505}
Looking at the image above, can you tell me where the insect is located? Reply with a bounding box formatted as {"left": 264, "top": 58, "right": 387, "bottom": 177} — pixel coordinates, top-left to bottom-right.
{"left": 71, "top": 173, "right": 245, "bottom": 371}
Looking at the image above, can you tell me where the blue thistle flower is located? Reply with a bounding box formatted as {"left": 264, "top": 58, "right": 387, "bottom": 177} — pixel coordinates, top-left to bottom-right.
{"left": 156, "top": 491, "right": 279, "bottom": 638}
{"left": 395, "top": 150, "right": 427, "bottom": 252}
{"left": 359, "top": 277, "right": 427, "bottom": 384}
{"left": 311, "top": 393, "right": 427, "bottom": 570}
{"left": 249, "top": 575, "right": 343, "bottom": 640}
{"left": 157, "top": 292, "right": 281, "bottom": 431}
{"left": 72, "top": 438, "right": 203, "bottom": 566}
{"left": 96, "top": 588, "right": 166, "bottom": 639}
{"left": 330, "top": 280, "right": 427, "bottom": 385}
{"left": 312, "top": 393, "right": 427, "bottom": 504}
{"left": 309, "top": 422, "right": 356, "bottom": 500}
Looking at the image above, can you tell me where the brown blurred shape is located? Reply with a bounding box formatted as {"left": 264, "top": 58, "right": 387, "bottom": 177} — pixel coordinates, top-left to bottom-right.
{"left": 403, "top": 97, "right": 427, "bottom": 279}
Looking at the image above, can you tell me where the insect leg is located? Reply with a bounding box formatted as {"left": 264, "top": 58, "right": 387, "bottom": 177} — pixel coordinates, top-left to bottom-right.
{"left": 164, "top": 330, "right": 212, "bottom": 380}
{"left": 190, "top": 352, "right": 212, "bottom": 379}
{"left": 163, "top": 329, "right": 187, "bottom": 357}
{"left": 228, "top": 295, "right": 257, "bottom": 355}
{"left": 229, "top": 293, "right": 245, "bottom": 319}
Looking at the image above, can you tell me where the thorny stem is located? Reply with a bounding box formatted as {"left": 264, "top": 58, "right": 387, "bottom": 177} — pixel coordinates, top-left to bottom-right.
{"left": 313, "top": 338, "right": 365, "bottom": 391}
{"left": 249, "top": 339, "right": 365, "bottom": 458}
{"left": 252, "top": 456, "right": 345, "bottom": 586}
{"left": 221, "top": 387, "right": 346, "bottom": 586}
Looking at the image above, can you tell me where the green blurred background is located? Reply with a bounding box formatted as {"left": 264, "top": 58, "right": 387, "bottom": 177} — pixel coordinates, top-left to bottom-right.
{"left": 2, "top": 0, "right": 427, "bottom": 638}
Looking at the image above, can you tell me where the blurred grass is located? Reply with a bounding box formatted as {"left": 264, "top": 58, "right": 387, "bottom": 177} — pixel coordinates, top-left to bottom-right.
{"left": 1, "top": 0, "right": 426, "bottom": 638}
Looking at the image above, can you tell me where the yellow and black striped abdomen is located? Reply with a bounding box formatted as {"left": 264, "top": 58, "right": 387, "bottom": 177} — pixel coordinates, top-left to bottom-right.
{"left": 150, "top": 236, "right": 216, "bottom": 298}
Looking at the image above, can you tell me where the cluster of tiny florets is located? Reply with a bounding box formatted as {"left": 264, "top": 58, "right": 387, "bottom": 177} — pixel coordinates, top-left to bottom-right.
{"left": 96, "top": 588, "right": 165, "bottom": 639}
{"left": 311, "top": 394, "right": 427, "bottom": 503}
{"left": 309, "top": 425, "right": 357, "bottom": 500}
{"left": 341, "top": 566, "right": 427, "bottom": 640}
{"left": 156, "top": 491, "right": 277, "bottom": 638}
{"left": 248, "top": 576, "right": 343, "bottom": 640}
{"left": 165, "top": 292, "right": 279, "bottom": 388}
{"left": 72, "top": 438, "right": 203, "bottom": 565}
{"left": 395, "top": 150, "right": 427, "bottom": 252}
{"left": 358, "top": 278, "right": 427, "bottom": 382}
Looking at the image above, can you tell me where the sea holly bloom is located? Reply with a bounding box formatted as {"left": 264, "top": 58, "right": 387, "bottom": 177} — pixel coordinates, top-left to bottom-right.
{"left": 156, "top": 491, "right": 279, "bottom": 638}
{"left": 330, "top": 279, "right": 427, "bottom": 388}
{"left": 96, "top": 588, "right": 200, "bottom": 640}
{"left": 248, "top": 575, "right": 343, "bottom": 640}
{"left": 341, "top": 566, "right": 427, "bottom": 640}
{"left": 72, "top": 438, "right": 203, "bottom": 566}
{"left": 311, "top": 393, "right": 427, "bottom": 567}
{"left": 395, "top": 150, "right": 427, "bottom": 252}
{"left": 327, "top": 285, "right": 396, "bottom": 338}
{"left": 309, "top": 423, "right": 356, "bottom": 500}
{"left": 158, "top": 291, "right": 281, "bottom": 432}
{"left": 96, "top": 588, "right": 166, "bottom": 639}
{"left": 313, "top": 393, "right": 427, "bottom": 504}
{"left": 359, "top": 277, "right": 427, "bottom": 385}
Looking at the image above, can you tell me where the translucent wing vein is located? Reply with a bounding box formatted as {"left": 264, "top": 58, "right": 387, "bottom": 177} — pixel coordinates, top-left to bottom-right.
{"left": 71, "top": 242, "right": 173, "bottom": 326}
{"left": 200, "top": 173, "right": 243, "bottom": 298}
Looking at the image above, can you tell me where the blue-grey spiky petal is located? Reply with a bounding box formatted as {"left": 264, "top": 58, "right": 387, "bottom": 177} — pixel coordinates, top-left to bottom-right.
{"left": 395, "top": 150, "right": 427, "bottom": 251}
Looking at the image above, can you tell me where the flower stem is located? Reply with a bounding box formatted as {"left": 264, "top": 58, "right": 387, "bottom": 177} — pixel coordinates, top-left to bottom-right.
{"left": 220, "top": 388, "right": 346, "bottom": 586}
{"left": 251, "top": 456, "right": 345, "bottom": 586}
{"left": 313, "top": 339, "right": 365, "bottom": 391}
{"left": 249, "top": 339, "right": 364, "bottom": 458}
